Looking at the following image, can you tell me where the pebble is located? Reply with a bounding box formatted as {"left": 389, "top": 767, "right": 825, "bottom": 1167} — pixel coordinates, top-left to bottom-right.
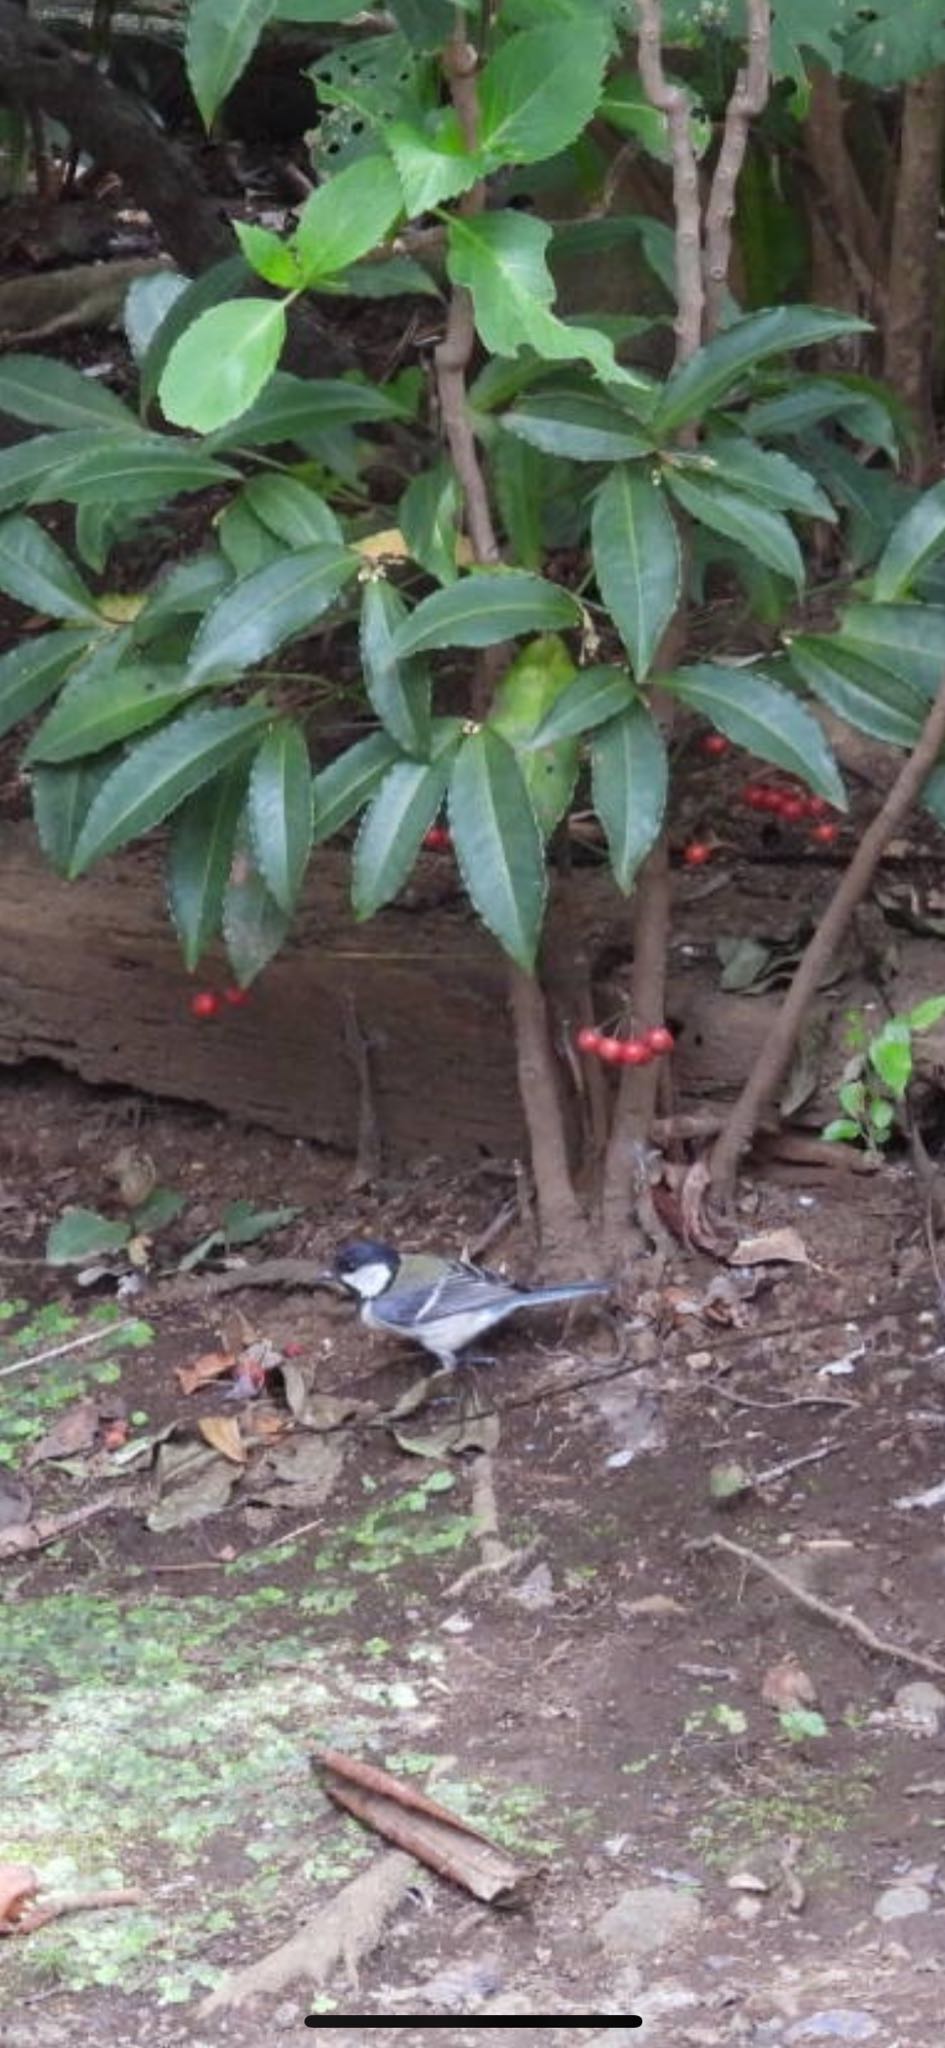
{"left": 873, "top": 1881, "right": 932, "bottom": 1921}
{"left": 597, "top": 1884, "right": 702, "bottom": 1960}
{"left": 893, "top": 1679, "right": 945, "bottom": 1735}
{"left": 784, "top": 2014, "right": 878, "bottom": 2042}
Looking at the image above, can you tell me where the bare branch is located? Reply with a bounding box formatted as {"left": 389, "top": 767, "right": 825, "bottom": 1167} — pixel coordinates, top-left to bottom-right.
{"left": 710, "top": 663, "right": 945, "bottom": 1201}
{"left": 704, "top": 0, "right": 772, "bottom": 336}
{"left": 433, "top": 31, "right": 500, "bottom": 568}
{"left": 635, "top": 0, "right": 704, "bottom": 363}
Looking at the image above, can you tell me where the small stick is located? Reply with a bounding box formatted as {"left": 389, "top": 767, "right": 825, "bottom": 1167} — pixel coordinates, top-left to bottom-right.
{"left": 706, "top": 1382, "right": 858, "bottom": 1412}
{"left": 5, "top": 1888, "right": 143, "bottom": 1937}
{"left": 754, "top": 1443, "right": 841, "bottom": 1486}
{"left": 691, "top": 1530, "right": 945, "bottom": 1679}
{"left": 0, "top": 1318, "right": 140, "bottom": 1380}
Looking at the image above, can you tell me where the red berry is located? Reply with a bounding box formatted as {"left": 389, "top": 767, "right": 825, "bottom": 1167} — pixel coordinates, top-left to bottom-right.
{"left": 742, "top": 784, "right": 767, "bottom": 810}
{"left": 597, "top": 1036, "right": 625, "bottom": 1064}
{"left": 645, "top": 1025, "right": 675, "bottom": 1055}
{"left": 618, "top": 1038, "right": 653, "bottom": 1065}
{"left": 576, "top": 1026, "right": 601, "bottom": 1055}
{"left": 190, "top": 990, "right": 220, "bottom": 1019}
{"left": 805, "top": 796, "right": 829, "bottom": 818}
{"left": 811, "top": 821, "right": 840, "bottom": 845}
{"left": 223, "top": 985, "right": 249, "bottom": 1006}
{"left": 423, "top": 825, "right": 450, "bottom": 851}
{"left": 701, "top": 733, "right": 728, "bottom": 757}
{"left": 755, "top": 787, "right": 782, "bottom": 811}
{"left": 683, "top": 841, "right": 712, "bottom": 866}
{"left": 780, "top": 796, "right": 806, "bottom": 822}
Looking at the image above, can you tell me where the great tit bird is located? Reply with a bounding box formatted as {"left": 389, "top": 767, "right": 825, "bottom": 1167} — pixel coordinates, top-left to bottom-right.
{"left": 323, "top": 1237, "right": 610, "bottom": 1371}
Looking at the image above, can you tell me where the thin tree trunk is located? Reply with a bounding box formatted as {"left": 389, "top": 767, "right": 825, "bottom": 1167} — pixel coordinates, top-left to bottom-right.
{"left": 883, "top": 67, "right": 945, "bottom": 478}
{"left": 710, "top": 668, "right": 945, "bottom": 1203}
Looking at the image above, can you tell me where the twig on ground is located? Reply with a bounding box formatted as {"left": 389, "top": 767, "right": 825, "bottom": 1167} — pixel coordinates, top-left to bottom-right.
{"left": 691, "top": 1529, "right": 945, "bottom": 1678}
{"left": 706, "top": 1382, "right": 859, "bottom": 1413}
{"left": 753, "top": 1442, "right": 842, "bottom": 1486}
{"left": 0, "top": 1318, "right": 140, "bottom": 1380}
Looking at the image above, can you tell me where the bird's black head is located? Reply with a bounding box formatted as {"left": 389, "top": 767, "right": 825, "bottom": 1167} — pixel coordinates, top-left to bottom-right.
{"left": 331, "top": 1238, "right": 400, "bottom": 1299}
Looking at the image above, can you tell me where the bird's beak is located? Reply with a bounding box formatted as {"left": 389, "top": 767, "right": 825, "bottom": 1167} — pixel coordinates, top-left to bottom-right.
{"left": 310, "top": 1267, "right": 341, "bottom": 1289}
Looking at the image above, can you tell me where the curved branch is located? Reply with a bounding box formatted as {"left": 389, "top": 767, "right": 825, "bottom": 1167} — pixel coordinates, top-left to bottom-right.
{"left": 703, "top": 0, "right": 771, "bottom": 336}
{"left": 709, "top": 667, "right": 945, "bottom": 1201}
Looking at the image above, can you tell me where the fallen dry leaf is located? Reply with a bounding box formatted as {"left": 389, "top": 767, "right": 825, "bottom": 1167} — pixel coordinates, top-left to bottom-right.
{"left": 761, "top": 1658, "right": 819, "bottom": 1711}
{"left": 26, "top": 1397, "right": 102, "bottom": 1466}
{"left": 198, "top": 1414, "right": 247, "bottom": 1464}
{"left": 731, "top": 1227, "right": 809, "bottom": 1267}
{"left": 175, "top": 1350, "right": 237, "bottom": 1395}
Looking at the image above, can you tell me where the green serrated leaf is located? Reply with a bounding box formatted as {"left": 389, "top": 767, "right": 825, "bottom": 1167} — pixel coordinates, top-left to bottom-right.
{"left": 168, "top": 767, "right": 249, "bottom": 970}
{"left": 393, "top": 570, "right": 581, "bottom": 657}
{"left": 293, "top": 155, "right": 403, "bottom": 283}
{"left": 664, "top": 468, "right": 804, "bottom": 588}
{"left": 27, "top": 662, "right": 198, "bottom": 765}
{"left": 399, "top": 460, "right": 460, "bottom": 585}
{"left": 222, "top": 854, "right": 291, "bottom": 985}
{"left": 489, "top": 634, "right": 579, "bottom": 837}
{"left": 185, "top": 0, "right": 276, "bottom": 129}
{"left": 352, "top": 755, "right": 452, "bottom": 918}
{"left": 248, "top": 721, "right": 313, "bottom": 913}
{"left": 187, "top": 545, "right": 357, "bottom": 686}
{"left": 654, "top": 307, "right": 871, "bottom": 437}
{"left": 590, "top": 700, "right": 667, "bottom": 892}
{"left": 525, "top": 663, "right": 635, "bottom": 747}
{"left": 46, "top": 1207, "right": 132, "bottom": 1266}
{"left": 502, "top": 389, "right": 653, "bottom": 463}
{"left": 0, "top": 628, "right": 92, "bottom": 742}
{"left": 907, "top": 996, "right": 945, "bottom": 1032}
{"left": 243, "top": 473, "right": 343, "bottom": 547}
{"left": 874, "top": 479, "right": 945, "bottom": 602}
{"left": 666, "top": 662, "right": 847, "bottom": 805}
{"left": 32, "top": 756, "right": 116, "bottom": 874}
{"left": 868, "top": 1022, "right": 912, "bottom": 1098}
{"left": 0, "top": 353, "right": 138, "bottom": 432}
{"left": 234, "top": 220, "right": 302, "bottom": 289}
{"left": 477, "top": 21, "right": 610, "bottom": 167}
{"left": 0, "top": 514, "right": 99, "bottom": 622}
{"left": 787, "top": 635, "right": 926, "bottom": 747}
{"left": 683, "top": 434, "right": 836, "bottom": 521}
{"left": 447, "top": 209, "right": 650, "bottom": 391}
{"left": 30, "top": 435, "right": 238, "bottom": 508}
{"left": 70, "top": 704, "right": 271, "bottom": 875}
{"left": 311, "top": 730, "right": 402, "bottom": 844}
{"left": 159, "top": 299, "right": 287, "bottom": 435}
{"left": 836, "top": 603, "right": 945, "bottom": 699}
{"left": 592, "top": 465, "right": 681, "bottom": 681}
{"left": 448, "top": 728, "right": 546, "bottom": 970}
{"left": 359, "top": 579, "right": 431, "bottom": 755}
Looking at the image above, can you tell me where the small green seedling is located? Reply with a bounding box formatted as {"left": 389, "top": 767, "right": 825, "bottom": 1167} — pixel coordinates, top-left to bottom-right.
{"left": 824, "top": 996, "right": 945, "bottom": 1151}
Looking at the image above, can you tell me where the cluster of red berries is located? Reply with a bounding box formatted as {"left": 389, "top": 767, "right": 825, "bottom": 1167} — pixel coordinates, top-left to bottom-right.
{"left": 741, "top": 779, "right": 839, "bottom": 845}
{"left": 189, "top": 987, "right": 250, "bottom": 1019}
{"left": 576, "top": 1023, "right": 675, "bottom": 1066}
{"left": 423, "top": 825, "right": 452, "bottom": 852}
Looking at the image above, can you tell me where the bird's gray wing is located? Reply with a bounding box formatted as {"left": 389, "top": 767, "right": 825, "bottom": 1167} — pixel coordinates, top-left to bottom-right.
{"left": 375, "top": 1263, "right": 520, "bottom": 1333}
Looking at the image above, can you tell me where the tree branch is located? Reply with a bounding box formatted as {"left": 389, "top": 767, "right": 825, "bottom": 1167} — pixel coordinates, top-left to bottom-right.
{"left": 703, "top": 0, "right": 771, "bottom": 337}
{"left": 710, "top": 666, "right": 945, "bottom": 1201}
{"left": 635, "top": 0, "right": 704, "bottom": 362}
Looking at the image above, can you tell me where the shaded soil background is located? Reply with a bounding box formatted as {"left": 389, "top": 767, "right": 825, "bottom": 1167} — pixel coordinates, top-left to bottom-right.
{"left": 2, "top": 1065, "right": 945, "bottom": 2044}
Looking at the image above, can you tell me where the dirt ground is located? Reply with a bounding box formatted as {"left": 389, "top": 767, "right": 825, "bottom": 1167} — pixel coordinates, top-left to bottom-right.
{"left": 1, "top": 1067, "right": 945, "bottom": 2046}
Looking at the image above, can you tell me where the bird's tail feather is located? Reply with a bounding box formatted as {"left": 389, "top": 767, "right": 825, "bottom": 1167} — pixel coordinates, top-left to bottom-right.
{"left": 521, "top": 1280, "right": 610, "bottom": 1306}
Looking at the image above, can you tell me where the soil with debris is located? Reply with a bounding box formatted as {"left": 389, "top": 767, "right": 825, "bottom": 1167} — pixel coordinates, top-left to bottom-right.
{"left": 2, "top": 1066, "right": 945, "bottom": 2046}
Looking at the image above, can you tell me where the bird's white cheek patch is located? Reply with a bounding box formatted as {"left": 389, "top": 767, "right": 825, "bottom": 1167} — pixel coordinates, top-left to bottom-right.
{"left": 347, "top": 1261, "right": 392, "bottom": 1300}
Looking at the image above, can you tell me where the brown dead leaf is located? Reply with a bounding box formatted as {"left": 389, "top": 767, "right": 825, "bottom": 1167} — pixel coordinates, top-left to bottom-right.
{"left": 732, "top": 1227, "right": 809, "bottom": 1268}
{"left": 25, "top": 1396, "right": 101, "bottom": 1466}
{"left": 198, "top": 1414, "right": 247, "bottom": 1464}
{"left": 761, "top": 1658, "right": 819, "bottom": 1711}
{"left": 219, "top": 1307, "right": 257, "bottom": 1353}
{"left": 0, "top": 1865, "right": 38, "bottom": 1929}
{"left": 176, "top": 1350, "right": 236, "bottom": 1395}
